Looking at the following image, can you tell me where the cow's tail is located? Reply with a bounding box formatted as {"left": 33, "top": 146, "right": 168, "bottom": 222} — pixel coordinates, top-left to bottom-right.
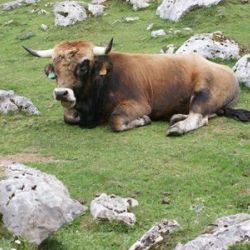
{"left": 216, "top": 107, "right": 250, "bottom": 122}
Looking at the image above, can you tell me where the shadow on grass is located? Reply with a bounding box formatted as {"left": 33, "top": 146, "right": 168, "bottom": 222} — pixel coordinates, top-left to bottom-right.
{"left": 39, "top": 238, "right": 66, "bottom": 250}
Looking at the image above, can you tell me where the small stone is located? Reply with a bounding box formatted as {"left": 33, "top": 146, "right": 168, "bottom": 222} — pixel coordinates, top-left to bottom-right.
{"left": 40, "top": 24, "right": 48, "bottom": 31}
{"left": 161, "top": 197, "right": 170, "bottom": 205}
{"left": 124, "top": 16, "right": 139, "bottom": 22}
{"left": 3, "top": 19, "right": 14, "bottom": 25}
{"left": 240, "top": 0, "right": 248, "bottom": 4}
{"left": 14, "top": 240, "right": 21, "bottom": 245}
{"left": 151, "top": 29, "right": 166, "bottom": 38}
{"left": 16, "top": 31, "right": 35, "bottom": 40}
{"left": 146, "top": 23, "right": 154, "bottom": 31}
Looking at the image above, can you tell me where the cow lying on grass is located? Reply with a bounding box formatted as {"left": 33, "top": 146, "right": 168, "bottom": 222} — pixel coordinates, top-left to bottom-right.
{"left": 23, "top": 39, "right": 250, "bottom": 136}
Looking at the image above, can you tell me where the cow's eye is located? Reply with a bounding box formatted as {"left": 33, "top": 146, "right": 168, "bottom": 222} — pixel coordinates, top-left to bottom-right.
{"left": 44, "top": 64, "right": 56, "bottom": 80}
{"left": 75, "top": 59, "right": 90, "bottom": 79}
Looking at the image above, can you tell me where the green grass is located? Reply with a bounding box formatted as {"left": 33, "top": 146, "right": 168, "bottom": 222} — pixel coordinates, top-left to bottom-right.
{"left": 0, "top": 0, "right": 250, "bottom": 249}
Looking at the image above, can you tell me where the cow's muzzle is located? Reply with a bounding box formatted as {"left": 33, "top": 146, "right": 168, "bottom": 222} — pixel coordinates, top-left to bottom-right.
{"left": 53, "top": 88, "right": 76, "bottom": 108}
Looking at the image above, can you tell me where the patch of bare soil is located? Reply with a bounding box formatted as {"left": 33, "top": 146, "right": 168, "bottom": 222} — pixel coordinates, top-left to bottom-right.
{"left": 0, "top": 153, "right": 57, "bottom": 164}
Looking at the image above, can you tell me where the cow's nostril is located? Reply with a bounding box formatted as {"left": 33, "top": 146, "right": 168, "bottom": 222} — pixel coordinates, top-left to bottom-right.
{"left": 63, "top": 90, "right": 68, "bottom": 96}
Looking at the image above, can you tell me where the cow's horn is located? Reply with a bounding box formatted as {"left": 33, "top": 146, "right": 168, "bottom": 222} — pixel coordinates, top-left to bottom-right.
{"left": 93, "top": 38, "right": 113, "bottom": 56}
{"left": 22, "top": 45, "right": 54, "bottom": 57}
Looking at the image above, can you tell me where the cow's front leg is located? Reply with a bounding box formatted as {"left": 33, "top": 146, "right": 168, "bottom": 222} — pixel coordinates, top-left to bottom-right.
{"left": 167, "top": 112, "right": 208, "bottom": 136}
{"left": 109, "top": 101, "right": 151, "bottom": 132}
{"left": 170, "top": 114, "right": 188, "bottom": 126}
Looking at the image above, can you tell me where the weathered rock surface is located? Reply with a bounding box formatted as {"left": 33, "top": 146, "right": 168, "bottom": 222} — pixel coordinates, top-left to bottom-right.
{"left": 126, "top": 0, "right": 150, "bottom": 10}
{"left": 53, "top": 1, "right": 87, "bottom": 27}
{"left": 151, "top": 29, "right": 166, "bottom": 38}
{"left": 233, "top": 54, "right": 250, "bottom": 88}
{"left": 88, "top": 3, "right": 105, "bottom": 17}
{"left": 0, "top": 90, "right": 40, "bottom": 115}
{"left": 156, "top": 0, "right": 222, "bottom": 21}
{"left": 90, "top": 193, "right": 138, "bottom": 226}
{"left": 176, "top": 32, "right": 241, "bottom": 59}
{"left": 91, "top": 0, "right": 106, "bottom": 4}
{"left": 175, "top": 214, "right": 250, "bottom": 250}
{"left": 160, "top": 44, "right": 177, "bottom": 54}
{"left": 129, "top": 219, "right": 180, "bottom": 250}
{"left": 0, "top": 161, "right": 87, "bottom": 245}
{"left": 1, "top": 0, "right": 38, "bottom": 10}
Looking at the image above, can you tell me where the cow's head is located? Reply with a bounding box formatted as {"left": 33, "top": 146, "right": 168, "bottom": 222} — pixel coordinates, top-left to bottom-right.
{"left": 23, "top": 39, "right": 113, "bottom": 124}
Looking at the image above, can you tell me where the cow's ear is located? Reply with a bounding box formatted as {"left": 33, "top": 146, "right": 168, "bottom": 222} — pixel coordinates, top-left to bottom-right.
{"left": 75, "top": 59, "right": 90, "bottom": 79}
{"left": 44, "top": 64, "right": 56, "bottom": 80}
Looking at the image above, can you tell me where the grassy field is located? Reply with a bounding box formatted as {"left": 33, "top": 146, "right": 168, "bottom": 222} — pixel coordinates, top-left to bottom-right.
{"left": 0, "top": 0, "right": 250, "bottom": 249}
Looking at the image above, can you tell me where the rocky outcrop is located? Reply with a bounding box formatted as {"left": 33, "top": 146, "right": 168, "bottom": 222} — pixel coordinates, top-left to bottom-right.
{"left": 129, "top": 219, "right": 180, "bottom": 250}
{"left": 0, "top": 90, "right": 40, "bottom": 115}
{"left": 156, "top": 0, "right": 222, "bottom": 22}
{"left": 0, "top": 162, "right": 87, "bottom": 245}
{"left": 90, "top": 193, "right": 138, "bottom": 226}
{"left": 176, "top": 32, "right": 241, "bottom": 59}
{"left": 53, "top": 1, "right": 87, "bottom": 27}
{"left": 233, "top": 54, "right": 250, "bottom": 88}
{"left": 175, "top": 214, "right": 250, "bottom": 250}
{"left": 1, "top": 0, "right": 38, "bottom": 10}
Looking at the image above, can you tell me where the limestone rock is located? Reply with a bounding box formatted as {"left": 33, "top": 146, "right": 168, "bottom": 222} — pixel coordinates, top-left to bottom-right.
{"left": 40, "top": 24, "right": 48, "bottom": 31}
{"left": 0, "top": 162, "right": 87, "bottom": 245}
{"left": 91, "top": 0, "right": 106, "bottom": 4}
{"left": 176, "top": 32, "right": 240, "bottom": 59}
{"left": 0, "top": 90, "right": 40, "bottom": 115}
{"left": 175, "top": 214, "right": 250, "bottom": 250}
{"left": 156, "top": 0, "right": 222, "bottom": 22}
{"left": 90, "top": 193, "right": 138, "bottom": 226}
{"left": 233, "top": 54, "right": 250, "bottom": 88}
{"left": 151, "top": 29, "right": 166, "bottom": 38}
{"left": 124, "top": 16, "right": 140, "bottom": 22}
{"left": 1, "top": 0, "right": 38, "bottom": 10}
{"left": 53, "top": 1, "right": 87, "bottom": 27}
{"left": 129, "top": 219, "right": 180, "bottom": 250}
{"left": 126, "top": 0, "right": 150, "bottom": 11}
{"left": 88, "top": 4, "right": 105, "bottom": 17}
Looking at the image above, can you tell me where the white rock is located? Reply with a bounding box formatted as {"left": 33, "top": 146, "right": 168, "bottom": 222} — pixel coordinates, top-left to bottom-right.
{"left": 88, "top": 4, "right": 105, "bottom": 17}
{"left": 91, "top": 0, "right": 106, "bottom": 4}
{"left": 124, "top": 16, "right": 140, "bottom": 22}
{"left": 146, "top": 23, "right": 154, "bottom": 31}
{"left": 151, "top": 29, "right": 166, "bottom": 38}
{"left": 0, "top": 162, "right": 87, "bottom": 245}
{"left": 40, "top": 24, "right": 48, "bottom": 31}
{"left": 176, "top": 32, "right": 241, "bottom": 60}
{"left": 1, "top": 0, "right": 38, "bottom": 10}
{"left": 160, "top": 44, "right": 177, "bottom": 54}
{"left": 129, "top": 219, "right": 180, "bottom": 250}
{"left": 90, "top": 193, "right": 138, "bottom": 226}
{"left": 126, "top": 0, "right": 150, "bottom": 11}
{"left": 156, "top": 0, "right": 222, "bottom": 22}
{"left": 233, "top": 54, "right": 250, "bottom": 88}
{"left": 53, "top": 1, "right": 87, "bottom": 27}
{"left": 174, "top": 214, "right": 250, "bottom": 250}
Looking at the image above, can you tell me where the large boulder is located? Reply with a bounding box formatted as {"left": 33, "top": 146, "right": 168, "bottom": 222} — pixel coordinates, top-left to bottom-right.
{"left": 0, "top": 90, "right": 40, "bottom": 115}
{"left": 129, "top": 219, "right": 180, "bottom": 250}
{"left": 176, "top": 32, "right": 241, "bottom": 60}
{"left": 233, "top": 54, "right": 250, "bottom": 88}
{"left": 1, "top": 0, "right": 38, "bottom": 10}
{"left": 90, "top": 193, "right": 138, "bottom": 226}
{"left": 0, "top": 162, "right": 87, "bottom": 245}
{"left": 156, "top": 0, "right": 222, "bottom": 21}
{"left": 175, "top": 214, "right": 250, "bottom": 250}
{"left": 53, "top": 1, "right": 87, "bottom": 27}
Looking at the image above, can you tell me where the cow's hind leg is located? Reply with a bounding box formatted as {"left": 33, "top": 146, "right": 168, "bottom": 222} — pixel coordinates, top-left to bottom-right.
{"left": 109, "top": 101, "right": 151, "bottom": 132}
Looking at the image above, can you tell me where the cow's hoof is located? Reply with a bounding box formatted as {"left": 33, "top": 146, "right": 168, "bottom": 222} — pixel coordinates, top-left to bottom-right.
{"left": 142, "top": 115, "right": 151, "bottom": 125}
{"left": 166, "top": 126, "right": 184, "bottom": 136}
{"left": 170, "top": 114, "right": 188, "bottom": 126}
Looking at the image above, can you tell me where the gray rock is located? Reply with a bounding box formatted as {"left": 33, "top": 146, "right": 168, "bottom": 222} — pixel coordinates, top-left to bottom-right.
{"left": 16, "top": 31, "right": 35, "bottom": 40}
{"left": 126, "top": 0, "right": 150, "bottom": 11}
{"left": 1, "top": 0, "right": 38, "bottom": 10}
{"left": 88, "top": 3, "right": 105, "bottom": 17}
{"left": 124, "top": 16, "right": 140, "bottom": 22}
{"left": 233, "top": 54, "right": 250, "bottom": 88}
{"left": 129, "top": 219, "right": 180, "bottom": 250}
{"left": 151, "top": 29, "right": 166, "bottom": 38}
{"left": 176, "top": 32, "right": 240, "bottom": 60}
{"left": 91, "top": 0, "right": 106, "bottom": 4}
{"left": 53, "top": 1, "right": 87, "bottom": 27}
{"left": 174, "top": 214, "right": 250, "bottom": 250}
{"left": 0, "top": 161, "right": 87, "bottom": 245}
{"left": 156, "top": 0, "right": 222, "bottom": 21}
{"left": 40, "top": 24, "right": 48, "bottom": 31}
{"left": 146, "top": 23, "right": 154, "bottom": 31}
{"left": 160, "top": 44, "right": 177, "bottom": 54}
{"left": 31, "top": 8, "right": 49, "bottom": 15}
{"left": 0, "top": 90, "right": 40, "bottom": 115}
{"left": 90, "top": 193, "right": 138, "bottom": 226}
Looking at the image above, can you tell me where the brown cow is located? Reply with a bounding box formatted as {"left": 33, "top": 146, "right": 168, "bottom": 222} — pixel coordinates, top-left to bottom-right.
{"left": 23, "top": 39, "right": 250, "bottom": 136}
